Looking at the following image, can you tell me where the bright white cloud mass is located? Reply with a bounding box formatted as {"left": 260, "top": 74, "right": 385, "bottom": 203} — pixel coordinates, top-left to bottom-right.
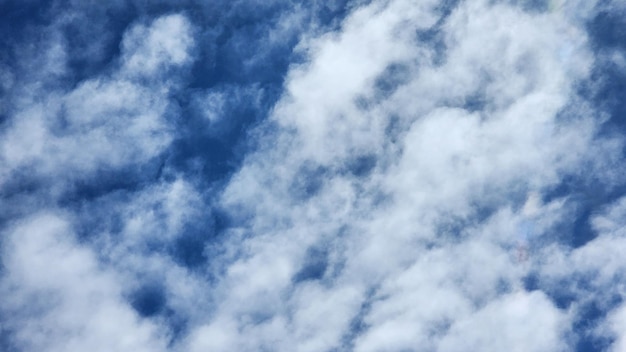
{"left": 1, "top": 0, "right": 626, "bottom": 351}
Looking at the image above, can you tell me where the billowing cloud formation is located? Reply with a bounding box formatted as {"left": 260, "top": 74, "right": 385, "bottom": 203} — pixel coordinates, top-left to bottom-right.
{"left": 2, "top": 0, "right": 626, "bottom": 351}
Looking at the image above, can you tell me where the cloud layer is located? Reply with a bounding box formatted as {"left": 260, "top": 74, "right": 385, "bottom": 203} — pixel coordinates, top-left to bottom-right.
{"left": 2, "top": 1, "right": 626, "bottom": 351}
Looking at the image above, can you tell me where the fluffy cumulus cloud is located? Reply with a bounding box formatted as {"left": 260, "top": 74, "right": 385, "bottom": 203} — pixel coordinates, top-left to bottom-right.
{"left": 2, "top": 0, "right": 626, "bottom": 351}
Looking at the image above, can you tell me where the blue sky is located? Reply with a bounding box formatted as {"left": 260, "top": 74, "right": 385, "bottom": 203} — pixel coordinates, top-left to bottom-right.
{"left": 1, "top": 0, "right": 626, "bottom": 351}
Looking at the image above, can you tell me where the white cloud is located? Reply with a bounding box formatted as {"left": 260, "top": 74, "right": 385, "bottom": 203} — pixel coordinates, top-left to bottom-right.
{"left": 437, "top": 291, "right": 570, "bottom": 352}
{"left": 273, "top": 0, "right": 441, "bottom": 163}
{"left": 193, "top": 90, "right": 227, "bottom": 124}
{"left": 605, "top": 303, "right": 626, "bottom": 352}
{"left": 121, "top": 14, "right": 194, "bottom": 78}
{"left": 0, "top": 14, "right": 196, "bottom": 192}
{"left": 111, "top": 178, "right": 202, "bottom": 246}
{"left": 0, "top": 77, "right": 171, "bottom": 191}
{"left": 0, "top": 213, "right": 168, "bottom": 352}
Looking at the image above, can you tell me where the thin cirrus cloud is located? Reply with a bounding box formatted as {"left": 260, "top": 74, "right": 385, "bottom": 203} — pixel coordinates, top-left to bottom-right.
{"left": 1, "top": 1, "right": 626, "bottom": 352}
